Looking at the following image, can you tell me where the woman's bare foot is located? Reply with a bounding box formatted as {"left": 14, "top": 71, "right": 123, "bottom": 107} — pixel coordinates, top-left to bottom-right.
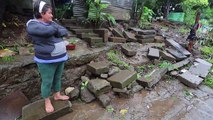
{"left": 45, "top": 98, "right": 54, "bottom": 113}
{"left": 54, "top": 92, "right": 69, "bottom": 100}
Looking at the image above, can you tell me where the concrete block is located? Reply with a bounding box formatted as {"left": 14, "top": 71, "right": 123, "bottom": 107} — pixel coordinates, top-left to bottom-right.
{"left": 165, "top": 38, "right": 191, "bottom": 56}
{"left": 121, "top": 44, "right": 137, "bottom": 57}
{"left": 109, "top": 37, "right": 126, "bottom": 43}
{"left": 168, "top": 58, "right": 191, "bottom": 71}
{"left": 137, "top": 38, "right": 155, "bottom": 43}
{"left": 87, "top": 61, "right": 110, "bottom": 75}
{"left": 112, "top": 28, "right": 124, "bottom": 37}
{"left": 108, "top": 70, "right": 137, "bottom": 89}
{"left": 123, "top": 31, "right": 137, "bottom": 42}
{"left": 22, "top": 97, "right": 72, "bottom": 120}
{"left": 148, "top": 48, "right": 159, "bottom": 59}
{"left": 195, "top": 58, "right": 212, "bottom": 68}
{"left": 0, "top": 91, "right": 29, "bottom": 120}
{"left": 137, "top": 68, "right": 167, "bottom": 88}
{"left": 166, "top": 48, "right": 187, "bottom": 61}
{"left": 178, "top": 71, "right": 203, "bottom": 88}
{"left": 138, "top": 30, "right": 156, "bottom": 35}
{"left": 88, "top": 79, "right": 111, "bottom": 96}
{"left": 189, "top": 63, "right": 211, "bottom": 78}
{"left": 136, "top": 34, "right": 155, "bottom": 39}
{"left": 160, "top": 51, "right": 176, "bottom": 61}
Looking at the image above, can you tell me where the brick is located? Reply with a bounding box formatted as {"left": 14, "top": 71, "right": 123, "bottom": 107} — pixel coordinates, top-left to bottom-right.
{"left": 178, "top": 71, "right": 203, "bottom": 88}
{"left": 148, "top": 48, "right": 159, "bottom": 59}
{"left": 137, "top": 68, "right": 167, "bottom": 88}
{"left": 87, "top": 61, "right": 110, "bottom": 75}
{"left": 165, "top": 38, "right": 191, "bottom": 56}
{"left": 22, "top": 97, "right": 72, "bottom": 120}
{"left": 88, "top": 79, "right": 111, "bottom": 96}
{"left": 107, "top": 70, "right": 137, "bottom": 89}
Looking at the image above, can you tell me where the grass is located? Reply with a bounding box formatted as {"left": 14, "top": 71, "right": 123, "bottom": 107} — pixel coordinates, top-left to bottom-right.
{"left": 158, "top": 61, "right": 172, "bottom": 68}
{"left": 200, "top": 46, "right": 213, "bottom": 56}
{"left": 204, "top": 77, "right": 213, "bottom": 88}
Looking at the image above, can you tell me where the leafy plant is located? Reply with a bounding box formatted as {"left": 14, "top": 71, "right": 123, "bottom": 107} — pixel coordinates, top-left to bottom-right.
{"left": 204, "top": 77, "right": 213, "bottom": 88}
{"left": 158, "top": 61, "right": 172, "bottom": 68}
{"left": 68, "top": 39, "right": 78, "bottom": 45}
{"left": 136, "top": 66, "right": 145, "bottom": 73}
{"left": 0, "top": 56, "right": 15, "bottom": 62}
{"left": 139, "top": 6, "right": 155, "bottom": 28}
{"left": 200, "top": 46, "right": 213, "bottom": 56}
{"left": 81, "top": 80, "right": 89, "bottom": 90}
{"left": 106, "top": 105, "right": 114, "bottom": 113}
{"left": 55, "top": 3, "right": 73, "bottom": 19}
{"left": 107, "top": 50, "right": 130, "bottom": 69}
{"left": 86, "top": 0, "right": 116, "bottom": 28}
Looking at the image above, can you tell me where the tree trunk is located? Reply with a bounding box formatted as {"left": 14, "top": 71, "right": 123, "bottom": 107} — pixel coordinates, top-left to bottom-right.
{"left": 163, "top": 0, "right": 170, "bottom": 20}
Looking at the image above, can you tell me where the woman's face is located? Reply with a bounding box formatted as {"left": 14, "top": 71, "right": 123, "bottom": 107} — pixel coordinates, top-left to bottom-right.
{"left": 41, "top": 8, "right": 53, "bottom": 23}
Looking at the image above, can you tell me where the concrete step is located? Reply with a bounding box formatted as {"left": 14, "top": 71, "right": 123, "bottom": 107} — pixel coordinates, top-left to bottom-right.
{"left": 22, "top": 97, "right": 72, "bottom": 120}
{"left": 77, "top": 32, "right": 99, "bottom": 39}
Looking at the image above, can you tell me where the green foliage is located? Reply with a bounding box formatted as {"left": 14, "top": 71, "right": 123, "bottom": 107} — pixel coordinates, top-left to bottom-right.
{"left": 179, "top": 26, "right": 190, "bottom": 35}
{"left": 68, "top": 38, "right": 78, "bottom": 44}
{"left": 81, "top": 80, "right": 89, "bottom": 90}
{"left": 139, "top": 6, "right": 155, "bottom": 28}
{"left": 55, "top": 3, "right": 73, "bottom": 19}
{"left": 136, "top": 66, "right": 145, "bottom": 73}
{"left": 106, "top": 105, "right": 114, "bottom": 113}
{"left": 204, "top": 77, "right": 213, "bottom": 88}
{"left": 87, "top": 0, "right": 116, "bottom": 28}
{"left": 158, "top": 61, "right": 172, "bottom": 68}
{"left": 200, "top": 46, "right": 213, "bottom": 56}
{"left": 107, "top": 50, "right": 130, "bottom": 69}
{"left": 0, "top": 56, "right": 15, "bottom": 62}
{"left": 182, "top": 0, "right": 209, "bottom": 25}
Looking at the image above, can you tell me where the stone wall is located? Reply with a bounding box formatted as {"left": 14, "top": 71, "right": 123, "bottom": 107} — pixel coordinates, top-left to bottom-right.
{"left": 0, "top": 45, "right": 111, "bottom": 101}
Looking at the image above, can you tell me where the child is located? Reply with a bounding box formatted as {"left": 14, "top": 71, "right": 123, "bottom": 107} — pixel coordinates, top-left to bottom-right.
{"left": 26, "top": 0, "right": 69, "bottom": 113}
{"left": 186, "top": 23, "right": 201, "bottom": 52}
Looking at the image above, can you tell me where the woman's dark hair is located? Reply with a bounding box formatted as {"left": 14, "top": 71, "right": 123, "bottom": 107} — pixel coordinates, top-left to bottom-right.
{"left": 33, "top": 0, "right": 52, "bottom": 19}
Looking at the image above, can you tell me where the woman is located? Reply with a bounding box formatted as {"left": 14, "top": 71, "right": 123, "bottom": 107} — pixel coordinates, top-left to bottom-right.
{"left": 26, "top": 0, "right": 69, "bottom": 113}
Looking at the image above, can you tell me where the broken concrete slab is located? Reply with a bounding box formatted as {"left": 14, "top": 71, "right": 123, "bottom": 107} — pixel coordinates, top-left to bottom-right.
{"left": 107, "top": 70, "right": 137, "bottom": 89}
{"left": 136, "top": 34, "right": 155, "bottom": 39}
{"left": 137, "top": 38, "right": 155, "bottom": 43}
{"left": 93, "top": 29, "right": 109, "bottom": 42}
{"left": 112, "top": 28, "right": 124, "bottom": 37}
{"left": 178, "top": 71, "right": 203, "bottom": 88}
{"left": 22, "top": 97, "right": 72, "bottom": 120}
{"left": 147, "top": 48, "right": 160, "bottom": 59}
{"left": 109, "top": 37, "right": 126, "bottom": 43}
{"left": 0, "top": 91, "right": 29, "bottom": 120}
{"left": 88, "top": 79, "right": 112, "bottom": 96}
{"left": 166, "top": 48, "right": 187, "bottom": 61}
{"left": 128, "top": 27, "right": 142, "bottom": 34}
{"left": 121, "top": 44, "right": 137, "bottom": 57}
{"left": 138, "top": 30, "right": 156, "bottom": 35}
{"left": 123, "top": 31, "right": 137, "bottom": 42}
{"left": 195, "top": 58, "right": 212, "bottom": 68}
{"left": 189, "top": 63, "right": 211, "bottom": 78}
{"left": 160, "top": 51, "right": 176, "bottom": 61}
{"left": 87, "top": 61, "right": 110, "bottom": 75}
{"left": 168, "top": 58, "right": 192, "bottom": 71}
{"left": 165, "top": 38, "right": 191, "bottom": 56}
{"left": 137, "top": 68, "right": 168, "bottom": 88}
